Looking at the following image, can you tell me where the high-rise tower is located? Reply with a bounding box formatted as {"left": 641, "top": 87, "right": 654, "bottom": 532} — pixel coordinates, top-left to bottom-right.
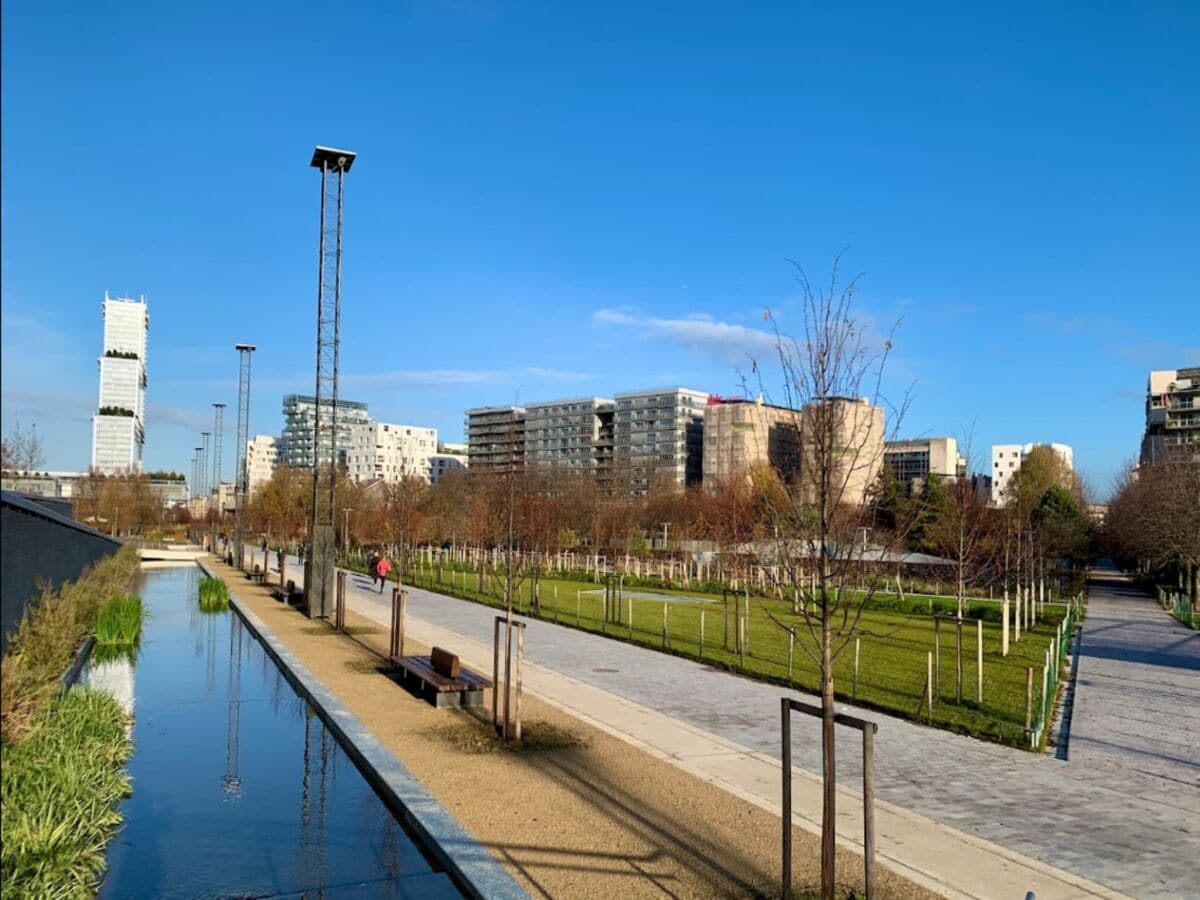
{"left": 91, "top": 293, "right": 149, "bottom": 474}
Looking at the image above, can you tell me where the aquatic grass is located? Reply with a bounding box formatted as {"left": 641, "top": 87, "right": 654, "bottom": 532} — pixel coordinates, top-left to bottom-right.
{"left": 1, "top": 544, "right": 140, "bottom": 746}
{"left": 0, "top": 688, "right": 133, "bottom": 899}
{"left": 198, "top": 576, "right": 230, "bottom": 613}
{"left": 95, "top": 593, "right": 144, "bottom": 646}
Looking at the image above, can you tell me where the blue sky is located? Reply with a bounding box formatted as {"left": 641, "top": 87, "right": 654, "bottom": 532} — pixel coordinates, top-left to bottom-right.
{"left": 2, "top": 1, "right": 1197, "bottom": 495}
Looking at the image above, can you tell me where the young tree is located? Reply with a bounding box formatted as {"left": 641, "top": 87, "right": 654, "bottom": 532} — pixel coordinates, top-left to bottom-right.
{"left": 752, "top": 256, "right": 906, "bottom": 899}
{"left": 1, "top": 420, "right": 45, "bottom": 472}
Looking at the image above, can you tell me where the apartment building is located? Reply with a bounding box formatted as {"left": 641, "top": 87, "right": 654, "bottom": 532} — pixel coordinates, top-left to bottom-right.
{"left": 431, "top": 443, "right": 468, "bottom": 484}
{"left": 702, "top": 397, "right": 800, "bottom": 485}
{"left": 613, "top": 387, "right": 708, "bottom": 493}
{"left": 465, "top": 406, "right": 526, "bottom": 473}
{"left": 345, "top": 422, "right": 438, "bottom": 484}
{"left": 990, "top": 442, "right": 1074, "bottom": 504}
{"left": 795, "top": 397, "right": 885, "bottom": 506}
{"left": 883, "top": 437, "right": 965, "bottom": 492}
{"left": 1141, "top": 367, "right": 1200, "bottom": 465}
{"left": 91, "top": 294, "right": 149, "bottom": 474}
{"left": 277, "top": 394, "right": 371, "bottom": 469}
{"left": 523, "top": 397, "right": 615, "bottom": 473}
{"left": 245, "top": 435, "right": 278, "bottom": 495}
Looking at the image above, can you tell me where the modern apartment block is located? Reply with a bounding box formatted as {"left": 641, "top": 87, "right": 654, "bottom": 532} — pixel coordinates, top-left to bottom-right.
{"left": 990, "top": 442, "right": 1074, "bottom": 504}
{"left": 277, "top": 394, "right": 370, "bottom": 469}
{"left": 702, "top": 397, "right": 800, "bottom": 485}
{"left": 795, "top": 397, "right": 885, "bottom": 506}
{"left": 91, "top": 294, "right": 149, "bottom": 474}
{"left": 1141, "top": 367, "right": 1200, "bottom": 465}
{"left": 523, "top": 397, "right": 615, "bottom": 473}
{"left": 465, "top": 406, "right": 526, "bottom": 473}
{"left": 245, "top": 435, "right": 278, "bottom": 495}
{"left": 430, "top": 443, "right": 468, "bottom": 484}
{"left": 345, "top": 422, "right": 438, "bottom": 484}
{"left": 613, "top": 387, "right": 708, "bottom": 493}
{"left": 884, "top": 437, "right": 966, "bottom": 492}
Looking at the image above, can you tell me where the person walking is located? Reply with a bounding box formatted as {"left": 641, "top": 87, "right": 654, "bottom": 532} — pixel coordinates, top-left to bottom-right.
{"left": 375, "top": 556, "right": 390, "bottom": 593}
{"left": 368, "top": 551, "right": 379, "bottom": 587}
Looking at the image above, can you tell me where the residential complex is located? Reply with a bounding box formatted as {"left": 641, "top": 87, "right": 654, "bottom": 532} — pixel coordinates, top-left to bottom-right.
{"left": 795, "top": 397, "right": 885, "bottom": 506}
{"left": 613, "top": 387, "right": 708, "bottom": 492}
{"left": 245, "top": 435, "right": 278, "bottom": 495}
{"left": 884, "top": 437, "right": 965, "bottom": 492}
{"left": 91, "top": 294, "right": 149, "bottom": 474}
{"left": 345, "top": 422, "right": 438, "bottom": 484}
{"left": 277, "top": 394, "right": 371, "bottom": 469}
{"left": 465, "top": 406, "right": 526, "bottom": 473}
{"left": 523, "top": 397, "right": 614, "bottom": 473}
{"left": 990, "top": 442, "right": 1074, "bottom": 504}
{"left": 1141, "top": 367, "right": 1200, "bottom": 465}
{"left": 702, "top": 396, "right": 799, "bottom": 485}
{"left": 431, "top": 443, "right": 468, "bottom": 484}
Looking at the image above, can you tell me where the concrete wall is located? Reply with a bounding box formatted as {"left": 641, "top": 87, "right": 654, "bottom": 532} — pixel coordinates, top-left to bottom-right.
{"left": 1, "top": 491, "right": 121, "bottom": 655}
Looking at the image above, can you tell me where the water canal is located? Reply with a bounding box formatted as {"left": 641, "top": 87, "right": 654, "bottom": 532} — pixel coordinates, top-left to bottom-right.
{"left": 89, "top": 564, "right": 460, "bottom": 898}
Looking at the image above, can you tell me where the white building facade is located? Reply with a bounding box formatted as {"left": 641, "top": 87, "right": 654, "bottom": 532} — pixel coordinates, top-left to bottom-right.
{"left": 91, "top": 295, "right": 149, "bottom": 474}
{"left": 245, "top": 435, "right": 278, "bottom": 495}
{"left": 430, "top": 442, "right": 468, "bottom": 484}
{"left": 345, "top": 422, "right": 438, "bottom": 484}
{"left": 277, "top": 395, "right": 371, "bottom": 469}
{"left": 990, "top": 442, "right": 1074, "bottom": 504}
{"left": 613, "top": 387, "right": 708, "bottom": 492}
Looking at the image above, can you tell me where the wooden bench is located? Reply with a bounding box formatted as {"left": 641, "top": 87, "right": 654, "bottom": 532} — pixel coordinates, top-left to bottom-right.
{"left": 392, "top": 646, "right": 491, "bottom": 709}
{"left": 246, "top": 565, "right": 266, "bottom": 584}
{"left": 269, "top": 582, "right": 304, "bottom": 605}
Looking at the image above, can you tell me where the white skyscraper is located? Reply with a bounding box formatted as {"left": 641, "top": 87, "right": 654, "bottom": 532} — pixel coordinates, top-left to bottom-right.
{"left": 91, "top": 294, "right": 149, "bottom": 474}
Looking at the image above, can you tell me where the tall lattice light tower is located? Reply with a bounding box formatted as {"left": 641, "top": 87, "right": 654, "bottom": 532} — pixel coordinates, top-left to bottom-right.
{"left": 233, "top": 344, "right": 256, "bottom": 569}
{"left": 199, "top": 432, "right": 210, "bottom": 515}
{"left": 211, "top": 402, "right": 225, "bottom": 550}
{"left": 306, "top": 145, "right": 356, "bottom": 618}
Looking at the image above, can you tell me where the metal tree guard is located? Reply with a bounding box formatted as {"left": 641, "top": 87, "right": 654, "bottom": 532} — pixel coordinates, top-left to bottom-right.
{"left": 233, "top": 343, "right": 256, "bottom": 570}
{"left": 306, "top": 145, "right": 356, "bottom": 619}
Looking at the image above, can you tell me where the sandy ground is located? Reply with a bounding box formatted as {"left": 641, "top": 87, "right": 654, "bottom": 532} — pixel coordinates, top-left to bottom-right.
{"left": 212, "top": 560, "right": 935, "bottom": 899}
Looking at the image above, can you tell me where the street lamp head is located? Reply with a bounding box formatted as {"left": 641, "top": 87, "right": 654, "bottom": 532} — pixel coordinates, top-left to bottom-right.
{"left": 213, "top": 402, "right": 225, "bottom": 408}
{"left": 234, "top": 343, "right": 256, "bottom": 353}
{"left": 310, "top": 146, "right": 357, "bottom": 172}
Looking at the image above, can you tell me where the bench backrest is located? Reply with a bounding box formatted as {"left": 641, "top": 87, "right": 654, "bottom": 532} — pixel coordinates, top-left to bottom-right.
{"left": 430, "top": 646, "right": 461, "bottom": 678}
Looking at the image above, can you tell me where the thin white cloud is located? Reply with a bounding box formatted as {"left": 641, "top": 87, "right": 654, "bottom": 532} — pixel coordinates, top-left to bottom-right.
{"left": 592, "top": 307, "right": 777, "bottom": 361}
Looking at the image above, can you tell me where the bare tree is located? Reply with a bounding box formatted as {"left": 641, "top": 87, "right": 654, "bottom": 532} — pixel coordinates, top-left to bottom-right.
{"left": 751, "top": 256, "right": 907, "bottom": 899}
{"left": 1, "top": 419, "right": 46, "bottom": 472}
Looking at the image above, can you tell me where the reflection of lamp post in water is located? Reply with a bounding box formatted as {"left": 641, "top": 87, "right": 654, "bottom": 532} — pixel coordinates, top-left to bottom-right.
{"left": 222, "top": 616, "right": 243, "bottom": 798}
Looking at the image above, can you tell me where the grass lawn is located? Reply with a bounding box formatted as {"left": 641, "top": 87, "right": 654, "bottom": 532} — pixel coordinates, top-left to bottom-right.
{"left": 386, "top": 559, "right": 1065, "bottom": 748}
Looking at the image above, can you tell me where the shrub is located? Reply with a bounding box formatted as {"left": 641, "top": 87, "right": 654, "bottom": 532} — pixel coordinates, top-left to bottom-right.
{"left": 1, "top": 545, "right": 139, "bottom": 746}
{"left": 198, "top": 576, "right": 230, "bottom": 612}
{"left": 0, "top": 688, "right": 133, "bottom": 898}
{"left": 94, "top": 594, "right": 144, "bottom": 646}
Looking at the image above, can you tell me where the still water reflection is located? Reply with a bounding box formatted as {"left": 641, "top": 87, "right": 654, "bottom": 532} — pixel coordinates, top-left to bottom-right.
{"left": 91, "top": 565, "right": 459, "bottom": 898}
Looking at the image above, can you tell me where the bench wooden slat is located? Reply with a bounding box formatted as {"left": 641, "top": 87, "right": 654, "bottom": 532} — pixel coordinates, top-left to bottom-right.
{"left": 393, "top": 655, "right": 491, "bottom": 691}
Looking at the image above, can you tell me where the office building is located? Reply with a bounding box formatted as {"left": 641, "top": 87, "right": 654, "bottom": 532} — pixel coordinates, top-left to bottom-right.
{"left": 245, "top": 435, "right": 278, "bottom": 495}
{"left": 884, "top": 437, "right": 966, "bottom": 492}
{"left": 345, "top": 422, "right": 438, "bottom": 484}
{"left": 524, "top": 397, "right": 615, "bottom": 473}
{"left": 91, "top": 294, "right": 149, "bottom": 474}
{"left": 990, "top": 442, "right": 1074, "bottom": 504}
{"left": 431, "top": 443, "right": 468, "bottom": 484}
{"left": 702, "top": 396, "right": 800, "bottom": 486}
{"left": 613, "top": 387, "right": 708, "bottom": 493}
{"left": 465, "top": 406, "right": 526, "bottom": 473}
{"left": 1141, "top": 367, "right": 1200, "bottom": 465}
{"left": 277, "top": 394, "right": 370, "bottom": 469}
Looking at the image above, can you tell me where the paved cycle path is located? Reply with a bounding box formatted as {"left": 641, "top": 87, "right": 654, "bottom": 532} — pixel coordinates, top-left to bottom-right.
{"left": 250, "top": 550, "right": 1199, "bottom": 897}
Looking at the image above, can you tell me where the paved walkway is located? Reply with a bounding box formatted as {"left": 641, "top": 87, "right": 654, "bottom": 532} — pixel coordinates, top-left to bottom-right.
{"left": 250, "top": 551, "right": 1200, "bottom": 898}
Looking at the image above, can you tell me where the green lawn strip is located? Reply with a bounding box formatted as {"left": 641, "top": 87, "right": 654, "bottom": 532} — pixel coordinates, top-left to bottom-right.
{"left": 0, "top": 688, "right": 133, "bottom": 899}
{"left": 383, "top": 562, "right": 1057, "bottom": 748}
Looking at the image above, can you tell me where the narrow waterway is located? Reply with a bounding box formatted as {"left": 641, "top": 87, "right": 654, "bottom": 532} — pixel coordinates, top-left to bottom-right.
{"left": 90, "top": 564, "right": 459, "bottom": 898}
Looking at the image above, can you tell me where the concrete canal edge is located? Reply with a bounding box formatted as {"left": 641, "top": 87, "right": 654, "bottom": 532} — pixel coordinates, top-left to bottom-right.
{"left": 197, "top": 560, "right": 528, "bottom": 900}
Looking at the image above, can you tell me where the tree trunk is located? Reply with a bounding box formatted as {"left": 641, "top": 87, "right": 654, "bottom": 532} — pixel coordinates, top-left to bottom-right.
{"left": 820, "top": 610, "right": 836, "bottom": 900}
